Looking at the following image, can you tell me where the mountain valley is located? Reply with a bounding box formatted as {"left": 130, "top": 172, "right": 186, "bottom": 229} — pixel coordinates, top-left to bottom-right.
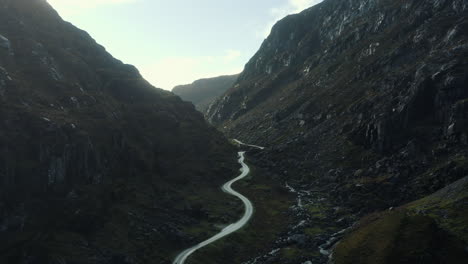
{"left": 1, "top": 0, "right": 467, "bottom": 264}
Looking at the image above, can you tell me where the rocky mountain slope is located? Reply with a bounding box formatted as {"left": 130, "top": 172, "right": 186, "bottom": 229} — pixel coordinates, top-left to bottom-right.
{"left": 0, "top": 0, "right": 238, "bottom": 263}
{"left": 204, "top": 0, "right": 468, "bottom": 263}
{"left": 172, "top": 74, "right": 239, "bottom": 112}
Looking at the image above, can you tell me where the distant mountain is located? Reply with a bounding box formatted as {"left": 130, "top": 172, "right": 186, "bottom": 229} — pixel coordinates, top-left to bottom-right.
{"left": 172, "top": 74, "right": 239, "bottom": 112}
{"left": 204, "top": 0, "right": 468, "bottom": 263}
{"left": 0, "top": 0, "right": 236, "bottom": 263}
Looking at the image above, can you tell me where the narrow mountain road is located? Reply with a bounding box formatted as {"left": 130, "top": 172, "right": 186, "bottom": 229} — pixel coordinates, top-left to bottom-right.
{"left": 233, "top": 139, "right": 265, "bottom": 150}
{"left": 173, "top": 151, "right": 254, "bottom": 264}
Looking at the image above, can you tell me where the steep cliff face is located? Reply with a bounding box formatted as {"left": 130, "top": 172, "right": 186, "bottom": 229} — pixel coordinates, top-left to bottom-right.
{"left": 172, "top": 74, "right": 239, "bottom": 112}
{"left": 208, "top": 0, "right": 467, "bottom": 204}
{"left": 0, "top": 0, "right": 237, "bottom": 263}
{"left": 204, "top": 0, "right": 468, "bottom": 262}
{"left": 208, "top": 0, "right": 468, "bottom": 143}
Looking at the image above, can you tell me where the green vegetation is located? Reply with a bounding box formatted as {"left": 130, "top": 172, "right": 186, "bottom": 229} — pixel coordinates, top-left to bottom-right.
{"left": 333, "top": 177, "right": 468, "bottom": 264}
{"left": 185, "top": 161, "right": 294, "bottom": 264}
{"left": 304, "top": 226, "right": 324, "bottom": 237}
{"left": 305, "top": 204, "right": 327, "bottom": 219}
{"left": 281, "top": 247, "right": 301, "bottom": 259}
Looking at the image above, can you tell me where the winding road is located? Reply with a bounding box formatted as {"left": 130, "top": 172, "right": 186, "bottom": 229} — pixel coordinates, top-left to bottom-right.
{"left": 173, "top": 151, "right": 254, "bottom": 264}
{"left": 233, "top": 139, "right": 265, "bottom": 150}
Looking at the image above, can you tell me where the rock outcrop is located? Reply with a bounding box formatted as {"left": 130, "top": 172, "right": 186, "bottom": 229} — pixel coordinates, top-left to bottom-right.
{"left": 0, "top": 0, "right": 236, "bottom": 263}
{"left": 208, "top": 0, "right": 468, "bottom": 209}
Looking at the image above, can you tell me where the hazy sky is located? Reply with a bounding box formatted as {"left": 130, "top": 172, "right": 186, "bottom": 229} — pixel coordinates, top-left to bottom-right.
{"left": 47, "top": 0, "right": 322, "bottom": 90}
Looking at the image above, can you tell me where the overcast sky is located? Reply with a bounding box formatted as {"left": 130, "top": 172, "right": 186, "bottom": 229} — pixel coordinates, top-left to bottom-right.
{"left": 47, "top": 0, "right": 322, "bottom": 90}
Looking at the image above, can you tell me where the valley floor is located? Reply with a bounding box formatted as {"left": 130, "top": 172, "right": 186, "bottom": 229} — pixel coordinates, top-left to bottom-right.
{"left": 174, "top": 143, "right": 354, "bottom": 264}
{"left": 172, "top": 141, "right": 468, "bottom": 264}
